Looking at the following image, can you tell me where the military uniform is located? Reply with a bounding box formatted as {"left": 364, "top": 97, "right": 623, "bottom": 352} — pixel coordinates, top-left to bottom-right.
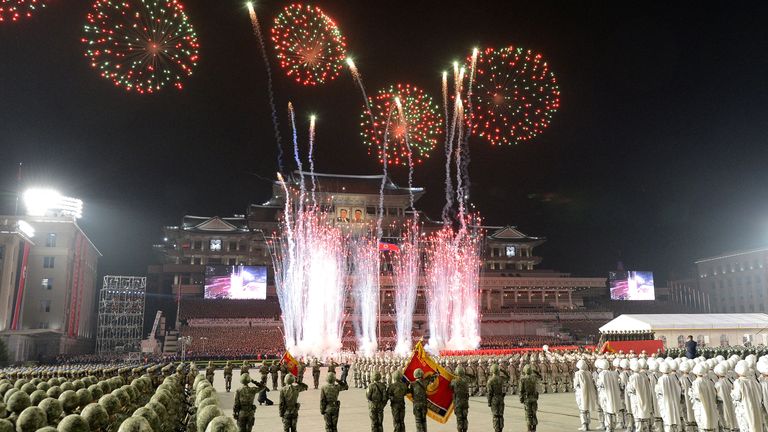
{"left": 487, "top": 365, "right": 506, "bottom": 432}
{"left": 270, "top": 362, "right": 279, "bottom": 390}
{"left": 312, "top": 361, "right": 321, "bottom": 389}
{"left": 519, "top": 365, "right": 539, "bottom": 432}
{"left": 279, "top": 375, "right": 308, "bottom": 432}
{"left": 224, "top": 362, "right": 234, "bottom": 392}
{"left": 366, "top": 371, "right": 388, "bottom": 432}
{"left": 387, "top": 370, "right": 409, "bottom": 432}
{"left": 259, "top": 362, "right": 270, "bottom": 386}
{"left": 279, "top": 363, "right": 287, "bottom": 389}
{"left": 205, "top": 362, "right": 215, "bottom": 386}
{"left": 233, "top": 375, "right": 263, "bottom": 432}
{"left": 320, "top": 372, "right": 348, "bottom": 432}
{"left": 297, "top": 361, "right": 306, "bottom": 385}
{"left": 409, "top": 369, "right": 438, "bottom": 432}
{"left": 450, "top": 367, "right": 471, "bottom": 432}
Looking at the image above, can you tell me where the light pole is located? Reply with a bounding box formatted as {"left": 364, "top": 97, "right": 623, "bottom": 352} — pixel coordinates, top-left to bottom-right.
{"left": 179, "top": 336, "right": 192, "bottom": 361}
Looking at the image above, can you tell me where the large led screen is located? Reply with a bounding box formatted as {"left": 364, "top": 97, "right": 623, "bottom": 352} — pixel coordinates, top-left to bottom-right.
{"left": 609, "top": 271, "right": 655, "bottom": 301}
{"left": 204, "top": 265, "right": 267, "bottom": 299}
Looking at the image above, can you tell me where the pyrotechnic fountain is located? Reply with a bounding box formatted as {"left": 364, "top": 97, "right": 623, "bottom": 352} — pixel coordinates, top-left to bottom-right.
{"left": 351, "top": 238, "right": 380, "bottom": 357}
{"left": 393, "top": 217, "right": 420, "bottom": 356}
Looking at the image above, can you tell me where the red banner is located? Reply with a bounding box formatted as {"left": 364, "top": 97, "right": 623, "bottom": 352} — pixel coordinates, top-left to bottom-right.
{"left": 378, "top": 242, "right": 400, "bottom": 253}
{"left": 403, "top": 341, "right": 455, "bottom": 423}
{"left": 600, "top": 340, "right": 664, "bottom": 355}
{"left": 440, "top": 345, "right": 596, "bottom": 356}
{"left": 281, "top": 351, "right": 300, "bottom": 377}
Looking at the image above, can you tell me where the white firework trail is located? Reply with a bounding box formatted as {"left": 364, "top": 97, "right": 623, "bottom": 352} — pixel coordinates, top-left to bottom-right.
{"left": 393, "top": 216, "right": 420, "bottom": 356}
{"left": 351, "top": 238, "right": 380, "bottom": 357}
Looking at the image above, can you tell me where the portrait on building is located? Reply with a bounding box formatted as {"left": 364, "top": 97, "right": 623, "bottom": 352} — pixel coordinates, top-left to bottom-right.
{"left": 337, "top": 208, "right": 350, "bottom": 222}
{"left": 352, "top": 208, "right": 364, "bottom": 223}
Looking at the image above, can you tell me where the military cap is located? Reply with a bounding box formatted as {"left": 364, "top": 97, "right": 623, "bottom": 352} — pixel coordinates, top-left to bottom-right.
{"left": 57, "top": 415, "right": 89, "bottom": 432}
{"left": 16, "top": 406, "right": 46, "bottom": 432}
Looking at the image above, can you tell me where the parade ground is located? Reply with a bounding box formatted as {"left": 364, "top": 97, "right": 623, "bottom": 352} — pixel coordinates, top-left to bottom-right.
{"left": 211, "top": 369, "right": 584, "bottom": 432}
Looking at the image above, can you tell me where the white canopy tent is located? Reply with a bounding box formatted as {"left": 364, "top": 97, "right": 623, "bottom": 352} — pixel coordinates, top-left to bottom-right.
{"left": 600, "top": 314, "right": 768, "bottom": 348}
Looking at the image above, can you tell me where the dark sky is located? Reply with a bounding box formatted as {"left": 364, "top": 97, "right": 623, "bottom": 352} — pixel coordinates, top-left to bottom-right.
{"left": 2, "top": 1, "right": 768, "bottom": 283}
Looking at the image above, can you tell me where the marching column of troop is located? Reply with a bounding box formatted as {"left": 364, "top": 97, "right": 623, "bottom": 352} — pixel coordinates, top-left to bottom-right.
{"left": 573, "top": 350, "right": 768, "bottom": 432}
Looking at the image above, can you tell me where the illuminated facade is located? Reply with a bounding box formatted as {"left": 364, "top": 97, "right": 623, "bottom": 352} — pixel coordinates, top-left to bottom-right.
{"left": 696, "top": 247, "right": 768, "bottom": 314}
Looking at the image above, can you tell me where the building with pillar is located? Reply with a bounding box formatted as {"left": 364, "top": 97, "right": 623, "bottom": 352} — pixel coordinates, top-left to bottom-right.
{"left": 0, "top": 202, "right": 101, "bottom": 361}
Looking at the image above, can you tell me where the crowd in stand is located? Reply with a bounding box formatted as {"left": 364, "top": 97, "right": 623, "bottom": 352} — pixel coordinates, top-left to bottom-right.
{"left": 179, "top": 298, "right": 281, "bottom": 320}
{"left": 179, "top": 326, "right": 283, "bottom": 359}
{"left": 479, "top": 335, "right": 565, "bottom": 349}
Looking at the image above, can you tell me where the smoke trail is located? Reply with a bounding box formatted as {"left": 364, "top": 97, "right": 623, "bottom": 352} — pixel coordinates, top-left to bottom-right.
{"left": 347, "top": 58, "right": 376, "bottom": 131}
{"left": 351, "top": 238, "right": 380, "bottom": 357}
{"left": 454, "top": 100, "right": 467, "bottom": 231}
{"left": 308, "top": 115, "right": 317, "bottom": 206}
{"left": 394, "top": 97, "right": 415, "bottom": 210}
{"left": 393, "top": 217, "right": 420, "bottom": 356}
{"left": 287, "top": 102, "right": 306, "bottom": 212}
{"left": 459, "top": 48, "right": 479, "bottom": 204}
{"left": 247, "top": 3, "right": 284, "bottom": 173}
{"left": 376, "top": 104, "right": 396, "bottom": 240}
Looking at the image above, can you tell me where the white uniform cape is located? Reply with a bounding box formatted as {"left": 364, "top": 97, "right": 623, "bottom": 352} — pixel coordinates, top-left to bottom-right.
{"left": 655, "top": 373, "right": 681, "bottom": 426}
{"left": 597, "top": 369, "right": 623, "bottom": 415}
{"left": 690, "top": 376, "right": 718, "bottom": 430}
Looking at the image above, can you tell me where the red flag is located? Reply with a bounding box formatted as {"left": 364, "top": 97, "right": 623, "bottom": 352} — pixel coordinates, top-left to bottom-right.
{"left": 378, "top": 242, "right": 400, "bottom": 253}
{"left": 403, "top": 341, "right": 455, "bottom": 423}
{"left": 281, "top": 351, "right": 300, "bottom": 377}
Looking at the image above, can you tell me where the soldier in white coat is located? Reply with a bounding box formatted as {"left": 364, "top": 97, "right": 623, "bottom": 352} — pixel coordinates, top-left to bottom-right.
{"left": 656, "top": 361, "right": 682, "bottom": 432}
{"left": 596, "top": 358, "right": 623, "bottom": 432}
{"left": 618, "top": 359, "right": 634, "bottom": 432}
{"left": 689, "top": 363, "right": 718, "bottom": 432}
{"left": 755, "top": 359, "right": 768, "bottom": 430}
{"left": 627, "top": 359, "right": 654, "bottom": 432}
{"left": 731, "top": 360, "right": 764, "bottom": 432}
{"left": 713, "top": 363, "right": 738, "bottom": 432}
{"left": 677, "top": 360, "right": 697, "bottom": 432}
{"left": 647, "top": 358, "right": 664, "bottom": 432}
{"left": 574, "top": 359, "right": 598, "bottom": 431}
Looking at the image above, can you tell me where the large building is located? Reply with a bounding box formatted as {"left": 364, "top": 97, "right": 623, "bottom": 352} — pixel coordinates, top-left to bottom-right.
{"left": 147, "top": 172, "right": 608, "bottom": 352}
{"left": 0, "top": 214, "right": 100, "bottom": 361}
{"left": 696, "top": 247, "right": 768, "bottom": 314}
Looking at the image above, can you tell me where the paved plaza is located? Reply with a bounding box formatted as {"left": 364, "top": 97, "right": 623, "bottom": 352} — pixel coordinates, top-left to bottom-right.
{"left": 209, "top": 369, "right": 586, "bottom": 432}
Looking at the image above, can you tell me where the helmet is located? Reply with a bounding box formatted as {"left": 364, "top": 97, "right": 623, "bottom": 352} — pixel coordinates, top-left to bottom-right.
{"left": 392, "top": 369, "right": 403, "bottom": 381}
{"left": 98, "top": 394, "right": 121, "bottom": 416}
{"left": 204, "top": 415, "right": 237, "bottom": 432}
{"left": 132, "top": 407, "right": 161, "bottom": 432}
{"left": 116, "top": 416, "right": 152, "bottom": 432}
{"left": 76, "top": 389, "right": 93, "bottom": 407}
{"left": 414, "top": 369, "right": 424, "bottom": 379}
{"left": 81, "top": 403, "right": 109, "bottom": 431}
{"left": 38, "top": 398, "right": 62, "bottom": 426}
{"left": 58, "top": 415, "right": 90, "bottom": 432}
{"left": 490, "top": 364, "right": 499, "bottom": 374}
{"left": 455, "top": 366, "right": 465, "bottom": 376}
{"left": 16, "top": 406, "right": 46, "bottom": 432}
{"left": 196, "top": 405, "right": 223, "bottom": 432}
{"left": 326, "top": 372, "right": 336, "bottom": 384}
{"left": 144, "top": 401, "right": 167, "bottom": 423}
{"left": 0, "top": 419, "right": 12, "bottom": 432}
{"left": 7, "top": 391, "right": 31, "bottom": 415}
{"left": 284, "top": 375, "right": 295, "bottom": 385}
{"left": 239, "top": 374, "right": 251, "bottom": 385}
{"left": 522, "top": 365, "right": 532, "bottom": 375}
{"left": 29, "top": 390, "right": 47, "bottom": 406}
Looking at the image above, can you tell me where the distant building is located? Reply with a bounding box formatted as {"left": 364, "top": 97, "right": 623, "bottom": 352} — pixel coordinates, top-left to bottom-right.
{"left": 0, "top": 215, "right": 100, "bottom": 361}
{"left": 148, "top": 172, "right": 607, "bottom": 347}
{"left": 696, "top": 247, "right": 768, "bottom": 314}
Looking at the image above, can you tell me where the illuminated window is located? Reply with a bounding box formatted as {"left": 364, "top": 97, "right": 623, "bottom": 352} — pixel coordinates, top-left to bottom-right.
{"left": 505, "top": 246, "right": 516, "bottom": 257}
{"left": 41, "top": 278, "right": 52, "bottom": 290}
{"left": 43, "top": 257, "right": 55, "bottom": 268}
{"left": 210, "top": 239, "right": 222, "bottom": 252}
{"left": 45, "top": 233, "right": 56, "bottom": 247}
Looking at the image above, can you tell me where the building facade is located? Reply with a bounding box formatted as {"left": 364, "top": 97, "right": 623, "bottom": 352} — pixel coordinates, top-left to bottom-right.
{"left": 148, "top": 172, "right": 607, "bottom": 343}
{"left": 696, "top": 247, "right": 768, "bottom": 314}
{"left": 0, "top": 215, "right": 100, "bottom": 361}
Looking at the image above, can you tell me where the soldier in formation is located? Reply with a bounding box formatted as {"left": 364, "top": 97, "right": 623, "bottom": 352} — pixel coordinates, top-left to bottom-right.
{"left": 320, "top": 371, "right": 348, "bottom": 432}
{"left": 279, "top": 374, "right": 308, "bottom": 432}
{"left": 520, "top": 364, "right": 540, "bottom": 432}
{"left": 205, "top": 361, "right": 215, "bottom": 386}
{"left": 366, "top": 371, "right": 388, "bottom": 432}
{"left": 487, "top": 364, "right": 506, "bottom": 432}
{"left": 312, "top": 359, "right": 322, "bottom": 390}
{"left": 223, "top": 361, "right": 233, "bottom": 392}
{"left": 233, "top": 373, "right": 264, "bottom": 432}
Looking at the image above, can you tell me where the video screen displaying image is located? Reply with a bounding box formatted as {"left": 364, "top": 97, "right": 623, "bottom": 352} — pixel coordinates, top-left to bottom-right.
{"left": 609, "top": 271, "right": 655, "bottom": 301}
{"left": 204, "top": 265, "right": 267, "bottom": 299}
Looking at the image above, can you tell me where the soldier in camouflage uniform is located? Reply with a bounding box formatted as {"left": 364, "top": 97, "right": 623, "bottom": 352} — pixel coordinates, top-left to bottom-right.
{"left": 353, "top": 359, "right": 361, "bottom": 389}
{"left": 320, "top": 372, "right": 348, "bottom": 432}
{"left": 279, "top": 374, "right": 308, "bottom": 432}
{"left": 259, "top": 361, "right": 269, "bottom": 386}
{"left": 537, "top": 357, "right": 549, "bottom": 394}
{"left": 297, "top": 359, "right": 306, "bottom": 385}
{"left": 224, "top": 361, "right": 234, "bottom": 392}
{"left": 387, "top": 369, "right": 409, "bottom": 432}
{"left": 476, "top": 360, "right": 488, "bottom": 396}
{"left": 312, "top": 359, "right": 321, "bottom": 390}
{"left": 233, "top": 374, "right": 263, "bottom": 432}
{"left": 269, "top": 361, "right": 279, "bottom": 390}
{"left": 366, "top": 370, "right": 388, "bottom": 432}
{"left": 205, "top": 361, "right": 215, "bottom": 386}
{"left": 519, "top": 364, "right": 539, "bottom": 432}
{"left": 279, "top": 361, "right": 288, "bottom": 390}
{"left": 487, "top": 364, "right": 506, "bottom": 432}
{"left": 451, "top": 365, "right": 471, "bottom": 432}
{"left": 409, "top": 368, "right": 438, "bottom": 432}
{"left": 240, "top": 361, "right": 250, "bottom": 376}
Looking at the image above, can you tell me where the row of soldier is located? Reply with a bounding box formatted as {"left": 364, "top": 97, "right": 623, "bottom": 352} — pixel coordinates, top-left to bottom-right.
{"left": 574, "top": 352, "right": 768, "bottom": 432}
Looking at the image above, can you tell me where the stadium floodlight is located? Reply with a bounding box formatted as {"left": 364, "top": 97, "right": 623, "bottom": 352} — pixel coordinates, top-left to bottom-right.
{"left": 23, "top": 188, "right": 83, "bottom": 219}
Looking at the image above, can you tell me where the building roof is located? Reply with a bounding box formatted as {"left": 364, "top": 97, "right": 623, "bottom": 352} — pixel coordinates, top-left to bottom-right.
{"left": 181, "top": 216, "right": 248, "bottom": 233}
{"left": 695, "top": 246, "right": 768, "bottom": 264}
{"left": 484, "top": 226, "right": 545, "bottom": 243}
{"left": 599, "top": 314, "right": 768, "bottom": 332}
{"left": 282, "top": 171, "right": 425, "bottom": 197}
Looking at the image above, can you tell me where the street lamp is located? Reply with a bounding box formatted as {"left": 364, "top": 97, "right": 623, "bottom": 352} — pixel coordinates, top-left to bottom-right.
{"left": 179, "top": 336, "right": 192, "bottom": 361}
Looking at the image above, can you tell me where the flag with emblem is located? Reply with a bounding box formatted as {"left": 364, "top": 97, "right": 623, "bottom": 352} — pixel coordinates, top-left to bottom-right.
{"left": 281, "top": 351, "right": 300, "bottom": 377}
{"left": 403, "top": 340, "right": 456, "bottom": 423}
{"left": 378, "top": 242, "right": 400, "bottom": 253}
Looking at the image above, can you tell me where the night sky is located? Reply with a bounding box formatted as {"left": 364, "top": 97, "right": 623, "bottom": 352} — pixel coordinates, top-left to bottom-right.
{"left": 2, "top": 1, "right": 768, "bottom": 283}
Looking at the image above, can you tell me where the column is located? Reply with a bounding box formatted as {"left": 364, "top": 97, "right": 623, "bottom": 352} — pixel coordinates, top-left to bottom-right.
{"left": 555, "top": 289, "right": 560, "bottom": 308}
{"left": 486, "top": 289, "right": 492, "bottom": 311}
{"left": 528, "top": 290, "right": 532, "bottom": 303}
{"left": 568, "top": 290, "right": 573, "bottom": 309}
{"left": 500, "top": 290, "right": 504, "bottom": 308}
